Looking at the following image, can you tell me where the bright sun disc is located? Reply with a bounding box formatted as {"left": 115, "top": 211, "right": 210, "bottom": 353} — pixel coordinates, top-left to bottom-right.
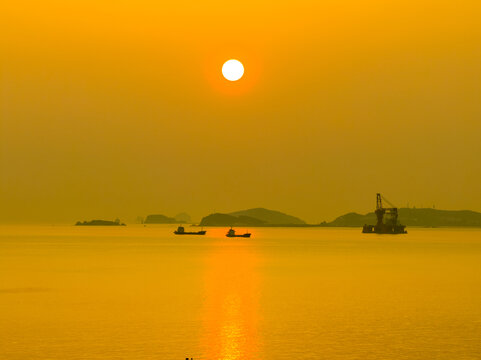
{"left": 222, "top": 59, "right": 244, "bottom": 81}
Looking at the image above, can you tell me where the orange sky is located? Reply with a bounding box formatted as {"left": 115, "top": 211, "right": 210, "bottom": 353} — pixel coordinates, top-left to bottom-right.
{"left": 1, "top": 0, "right": 480, "bottom": 223}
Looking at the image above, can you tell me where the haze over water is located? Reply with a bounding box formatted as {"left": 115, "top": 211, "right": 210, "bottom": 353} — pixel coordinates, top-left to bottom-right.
{"left": 1, "top": 225, "right": 480, "bottom": 359}
{"left": 2, "top": 1, "right": 481, "bottom": 224}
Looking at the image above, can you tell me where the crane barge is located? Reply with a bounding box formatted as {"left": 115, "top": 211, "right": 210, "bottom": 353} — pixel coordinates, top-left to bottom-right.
{"left": 362, "top": 193, "right": 407, "bottom": 234}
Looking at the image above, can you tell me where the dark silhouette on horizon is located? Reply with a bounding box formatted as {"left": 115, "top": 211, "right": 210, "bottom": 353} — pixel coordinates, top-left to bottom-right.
{"left": 200, "top": 208, "right": 306, "bottom": 227}
{"left": 173, "top": 226, "right": 206, "bottom": 235}
{"left": 144, "top": 214, "right": 177, "bottom": 224}
{"left": 75, "top": 219, "right": 126, "bottom": 226}
{"left": 362, "top": 193, "right": 407, "bottom": 234}
{"left": 322, "top": 207, "right": 481, "bottom": 228}
{"left": 143, "top": 213, "right": 192, "bottom": 224}
{"left": 226, "top": 227, "right": 251, "bottom": 238}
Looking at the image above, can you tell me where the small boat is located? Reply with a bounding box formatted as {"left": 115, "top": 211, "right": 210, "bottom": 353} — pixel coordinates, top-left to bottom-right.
{"left": 174, "top": 226, "right": 206, "bottom": 235}
{"left": 226, "top": 227, "right": 251, "bottom": 238}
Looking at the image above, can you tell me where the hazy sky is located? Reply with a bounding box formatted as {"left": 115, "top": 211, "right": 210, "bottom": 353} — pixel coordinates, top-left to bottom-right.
{"left": 1, "top": 0, "right": 480, "bottom": 224}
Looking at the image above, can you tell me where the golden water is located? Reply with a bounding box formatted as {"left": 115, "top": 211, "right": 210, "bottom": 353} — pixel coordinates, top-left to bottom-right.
{"left": 1, "top": 225, "right": 480, "bottom": 359}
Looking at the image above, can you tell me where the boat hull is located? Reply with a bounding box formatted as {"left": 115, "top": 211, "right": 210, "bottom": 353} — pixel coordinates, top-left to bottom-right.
{"left": 226, "top": 233, "right": 251, "bottom": 238}
{"left": 174, "top": 231, "right": 206, "bottom": 235}
{"left": 362, "top": 224, "right": 407, "bottom": 234}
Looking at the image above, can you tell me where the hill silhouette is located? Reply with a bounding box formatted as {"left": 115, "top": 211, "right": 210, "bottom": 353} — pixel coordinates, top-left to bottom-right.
{"left": 200, "top": 213, "right": 265, "bottom": 226}
{"left": 322, "top": 208, "right": 481, "bottom": 227}
{"left": 200, "top": 208, "right": 306, "bottom": 226}
{"left": 174, "top": 212, "right": 191, "bottom": 223}
{"left": 75, "top": 219, "right": 126, "bottom": 226}
{"left": 229, "top": 208, "right": 306, "bottom": 225}
{"left": 144, "top": 214, "right": 177, "bottom": 224}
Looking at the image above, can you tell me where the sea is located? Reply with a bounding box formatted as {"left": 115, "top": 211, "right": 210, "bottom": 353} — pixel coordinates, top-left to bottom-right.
{"left": 1, "top": 225, "right": 480, "bottom": 360}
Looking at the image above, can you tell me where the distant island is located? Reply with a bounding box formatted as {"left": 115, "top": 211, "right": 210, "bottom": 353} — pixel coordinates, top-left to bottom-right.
{"left": 75, "top": 208, "right": 481, "bottom": 228}
{"left": 144, "top": 214, "right": 177, "bottom": 224}
{"left": 199, "top": 207, "right": 481, "bottom": 228}
{"left": 200, "top": 208, "right": 307, "bottom": 227}
{"left": 143, "top": 213, "right": 191, "bottom": 224}
{"left": 75, "top": 219, "right": 126, "bottom": 226}
{"left": 321, "top": 208, "right": 481, "bottom": 227}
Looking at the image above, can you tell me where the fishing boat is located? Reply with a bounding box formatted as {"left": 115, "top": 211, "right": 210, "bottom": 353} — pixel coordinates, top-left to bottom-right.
{"left": 226, "top": 227, "right": 251, "bottom": 238}
{"left": 174, "top": 226, "right": 206, "bottom": 235}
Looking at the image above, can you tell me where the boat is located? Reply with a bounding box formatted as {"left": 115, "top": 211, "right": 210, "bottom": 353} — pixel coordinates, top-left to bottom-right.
{"left": 226, "top": 227, "right": 251, "bottom": 238}
{"left": 362, "top": 193, "right": 407, "bottom": 234}
{"left": 174, "top": 226, "right": 206, "bottom": 235}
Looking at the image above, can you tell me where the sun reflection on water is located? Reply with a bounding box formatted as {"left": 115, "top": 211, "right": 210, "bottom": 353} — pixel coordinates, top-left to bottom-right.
{"left": 200, "top": 241, "right": 261, "bottom": 360}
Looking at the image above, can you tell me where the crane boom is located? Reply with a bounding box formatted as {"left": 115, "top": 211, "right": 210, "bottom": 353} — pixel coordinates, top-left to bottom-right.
{"left": 376, "top": 193, "right": 383, "bottom": 210}
{"left": 363, "top": 193, "right": 407, "bottom": 234}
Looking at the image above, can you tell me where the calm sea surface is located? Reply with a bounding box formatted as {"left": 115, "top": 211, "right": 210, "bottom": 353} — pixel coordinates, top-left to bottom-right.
{"left": 1, "top": 225, "right": 480, "bottom": 360}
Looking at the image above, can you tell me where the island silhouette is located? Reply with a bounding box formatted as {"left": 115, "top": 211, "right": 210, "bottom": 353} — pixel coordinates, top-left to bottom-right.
{"left": 200, "top": 207, "right": 481, "bottom": 228}
{"left": 74, "top": 208, "right": 481, "bottom": 228}
{"left": 321, "top": 208, "right": 481, "bottom": 227}
{"left": 143, "top": 213, "right": 192, "bottom": 224}
{"left": 200, "top": 208, "right": 307, "bottom": 226}
{"left": 144, "top": 214, "right": 177, "bottom": 224}
{"left": 75, "top": 219, "right": 126, "bottom": 226}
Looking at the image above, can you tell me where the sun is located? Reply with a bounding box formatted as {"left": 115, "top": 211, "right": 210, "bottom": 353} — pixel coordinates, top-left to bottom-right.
{"left": 222, "top": 59, "right": 244, "bottom": 81}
